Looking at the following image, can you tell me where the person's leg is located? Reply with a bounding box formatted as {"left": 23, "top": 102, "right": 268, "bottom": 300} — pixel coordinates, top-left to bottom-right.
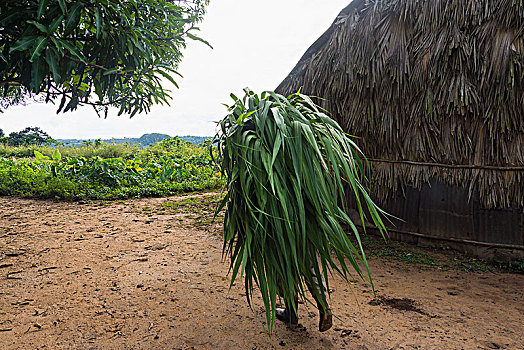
{"left": 306, "top": 267, "right": 332, "bottom": 332}
{"left": 275, "top": 295, "right": 298, "bottom": 325}
{"left": 275, "top": 276, "right": 298, "bottom": 325}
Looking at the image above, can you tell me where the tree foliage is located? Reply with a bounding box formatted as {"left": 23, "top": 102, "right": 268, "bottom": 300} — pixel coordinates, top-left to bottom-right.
{"left": 7, "top": 126, "right": 54, "bottom": 146}
{"left": 0, "top": 0, "right": 209, "bottom": 116}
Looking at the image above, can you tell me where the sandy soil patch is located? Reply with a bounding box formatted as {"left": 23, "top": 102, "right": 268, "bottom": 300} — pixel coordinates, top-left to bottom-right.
{"left": 0, "top": 194, "right": 523, "bottom": 349}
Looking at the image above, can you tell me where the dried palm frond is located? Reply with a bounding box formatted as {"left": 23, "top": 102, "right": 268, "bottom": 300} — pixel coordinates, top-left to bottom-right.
{"left": 277, "top": 0, "right": 524, "bottom": 209}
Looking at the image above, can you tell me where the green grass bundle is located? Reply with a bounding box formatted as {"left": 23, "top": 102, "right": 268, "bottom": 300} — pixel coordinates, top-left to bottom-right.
{"left": 214, "top": 89, "right": 387, "bottom": 334}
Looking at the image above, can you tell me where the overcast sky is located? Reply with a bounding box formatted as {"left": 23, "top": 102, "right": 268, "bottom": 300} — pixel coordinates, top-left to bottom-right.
{"left": 0, "top": 0, "right": 350, "bottom": 139}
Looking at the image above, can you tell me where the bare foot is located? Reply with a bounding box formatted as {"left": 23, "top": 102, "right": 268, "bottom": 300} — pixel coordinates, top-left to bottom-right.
{"left": 275, "top": 307, "right": 298, "bottom": 325}
{"left": 319, "top": 312, "right": 332, "bottom": 332}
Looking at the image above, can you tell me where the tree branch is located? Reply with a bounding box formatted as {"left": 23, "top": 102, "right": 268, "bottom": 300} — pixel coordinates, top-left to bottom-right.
{"left": 0, "top": 80, "right": 22, "bottom": 86}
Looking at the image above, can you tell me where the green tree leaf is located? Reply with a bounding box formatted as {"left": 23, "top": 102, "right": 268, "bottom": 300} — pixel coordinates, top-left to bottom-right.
{"left": 65, "top": 2, "right": 83, "bottom": 32}
{"left": 95, "top": 7, "right": 101, "bottom": 39}
{"left": 9, "top": 36, "right": 38, "bottom": 53}
{"left": 186, "top": 32, "right": 213, "bottom": 49}
{"left": 156, "top": 69, "right": 179, "bottom": 89}
{"left": 60, "top": 39, "right": 86, "bottom": 63}
{"left": 45, "top": 47, "right": 61, "bottom": 82}
{"left": 47, "top": 15, "right": 64, "bottom": 34}
{"left": 31, "top": 56, "right": 48, "bottom": 91}
{"left": 27, "top": 20, "right": 48, "bottom": 33}
{"left": 37, "top": 0, "right": 49, "bottom": 19}
{"left": 58, "top": 0, "right": 67, "bottom": 14}
{"left": 29, "top": 37, "right": 48, "bottom": 63}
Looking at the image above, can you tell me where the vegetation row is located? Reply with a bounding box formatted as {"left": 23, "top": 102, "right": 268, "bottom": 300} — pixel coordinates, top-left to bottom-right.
{"left": 0, "top": 137, "right": 223, "bottom": 200}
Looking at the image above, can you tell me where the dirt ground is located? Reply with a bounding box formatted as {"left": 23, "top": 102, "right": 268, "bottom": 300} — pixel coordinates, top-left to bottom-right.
{"left": 0, "top": 193, "right": 523, "bottom": 350}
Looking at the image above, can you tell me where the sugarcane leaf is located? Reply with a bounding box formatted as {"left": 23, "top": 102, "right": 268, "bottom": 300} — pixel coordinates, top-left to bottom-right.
{"left": 270, "top": 132, "right": 281, "bottom": 169}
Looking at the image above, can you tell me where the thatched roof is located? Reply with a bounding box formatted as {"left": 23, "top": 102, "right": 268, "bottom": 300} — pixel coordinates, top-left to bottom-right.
{"left": 277, "top": 0, "right": 524, "bottom": 209}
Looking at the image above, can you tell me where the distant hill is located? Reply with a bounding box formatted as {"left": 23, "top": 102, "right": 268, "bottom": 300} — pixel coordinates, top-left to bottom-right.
{"left": 57, "top": 134, "right": 211, "bottom": 146}
{"left": 178, "top": 135, "right": 211, "bottom": 145}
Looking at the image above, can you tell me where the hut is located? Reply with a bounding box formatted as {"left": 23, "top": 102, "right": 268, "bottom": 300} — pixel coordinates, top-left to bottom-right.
{"left": 277, "top": 0, "right": 524, "bottom": 259}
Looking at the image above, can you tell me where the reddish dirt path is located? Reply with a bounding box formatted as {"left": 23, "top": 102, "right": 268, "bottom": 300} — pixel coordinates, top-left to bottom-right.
{"left": 0, "top": 194, "right": 523, "bottom": 349}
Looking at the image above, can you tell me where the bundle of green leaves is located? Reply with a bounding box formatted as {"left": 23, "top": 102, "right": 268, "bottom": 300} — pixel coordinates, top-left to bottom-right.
{"left": 215, "top": 90, "right": 387, "bottom": 334}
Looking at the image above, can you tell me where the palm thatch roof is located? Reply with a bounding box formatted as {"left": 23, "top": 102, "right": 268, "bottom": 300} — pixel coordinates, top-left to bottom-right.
{"left": 277, "top": 0, "right": 524, "bottom": 209}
